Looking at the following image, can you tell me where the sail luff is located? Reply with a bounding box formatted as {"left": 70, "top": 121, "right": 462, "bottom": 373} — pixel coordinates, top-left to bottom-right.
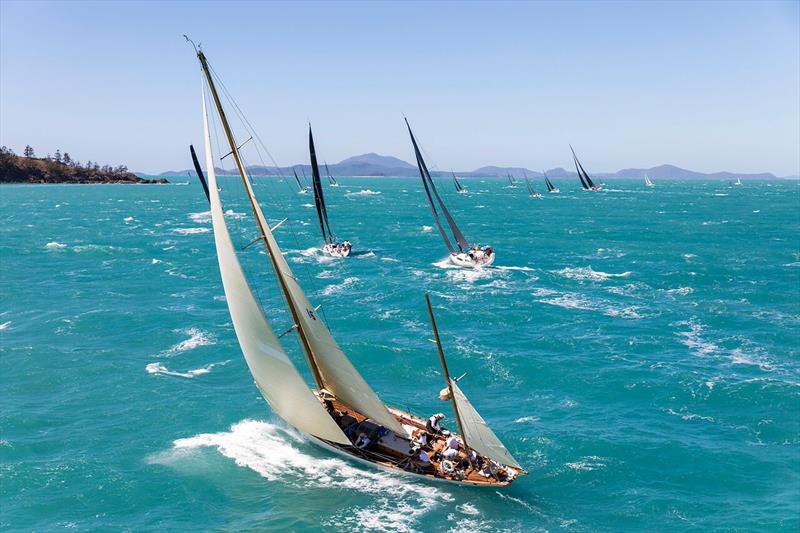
{"left": 308, "top": 127, "right": 334, "bottom": 244}
{"left": 293, "top": 169, "right": 304, "bottom": 191}
{"left": 571, "top": 147, "right": 589, "bottom": 189}
{"left": 544, "top": 172, "right": 554, "bottom": 192}
{"left": 404, "top": 120, "right": 470, "bottom": 252}
{"left": 199, "top": 83, "right": 349, "bottom": 445}
{"left": 198, "top": 51, "right": 405, "bottom": 436}
{"left": 525, "top": 177, "right": 534, "bottom": 195}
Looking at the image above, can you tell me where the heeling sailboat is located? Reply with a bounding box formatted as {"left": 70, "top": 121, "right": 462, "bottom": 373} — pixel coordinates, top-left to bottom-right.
{"left": 523, "top": 172, "right": 542, "bottom": 199}
{"left": 293, "top": 168, "right": 310, "bottom": 194}
{"left": 570, "top": 145, "right": 601, "bottom": 191}
{"left": 644, "top": 174, "right": 655, "bottom": 187}
{"left": 191, "top": 44, "right": 522, "bottom": 486}
{"left": 452, "top": 171, "right": 467, "bottom": 194}
{"left": 405, "top": 118, "right": 495, "bottom": 268}
{"left": 324, "top": 161, "right": 339, "bottom": 187}
{"left": 506, "top": 173, "right": 517, "bottom": 188}
{"left": 543, "top": 171, "right": 560, "bottom": 193}
{"left": 309, "top": 126, "right": 351, "bottom": 257}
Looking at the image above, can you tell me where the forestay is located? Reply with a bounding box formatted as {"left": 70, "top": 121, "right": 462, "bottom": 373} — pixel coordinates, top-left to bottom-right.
{"left": 201, "top": 89, "right": 349, "bottom": 445}
{"left": 450, "top": 379, "right": 523, "bottom": 469}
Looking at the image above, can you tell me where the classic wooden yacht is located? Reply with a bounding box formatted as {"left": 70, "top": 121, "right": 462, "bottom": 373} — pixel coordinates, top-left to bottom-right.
{"left": 187, "top": 41, "right": 524, "bottom": 486}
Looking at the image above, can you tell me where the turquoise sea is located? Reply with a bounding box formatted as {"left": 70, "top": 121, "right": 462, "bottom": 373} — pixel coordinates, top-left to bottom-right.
{"left": 1, "top": 177, "right": 798, "bottom": 532}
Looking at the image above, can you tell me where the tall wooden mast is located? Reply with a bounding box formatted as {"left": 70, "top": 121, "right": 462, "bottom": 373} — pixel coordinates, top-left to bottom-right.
{"left": 195, "top": 48, "right": 326, "bottom": 391}
{"left": 425, "top": 293, "right": 469, "bottom": 452}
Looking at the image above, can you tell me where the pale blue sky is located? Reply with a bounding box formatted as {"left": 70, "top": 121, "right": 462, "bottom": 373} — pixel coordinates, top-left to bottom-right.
{"left": 1, "top": 0, "right": 798, "bottom": 175}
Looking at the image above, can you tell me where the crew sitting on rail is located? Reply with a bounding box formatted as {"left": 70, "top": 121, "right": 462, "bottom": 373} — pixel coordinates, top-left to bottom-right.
{"left": 426, "top": 413, "right": 445, "bottom": 435}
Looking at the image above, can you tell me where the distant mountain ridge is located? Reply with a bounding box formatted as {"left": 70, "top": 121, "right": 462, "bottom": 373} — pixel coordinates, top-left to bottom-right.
{"left": 155, "top": 152, "right": 782, "bottom": 180}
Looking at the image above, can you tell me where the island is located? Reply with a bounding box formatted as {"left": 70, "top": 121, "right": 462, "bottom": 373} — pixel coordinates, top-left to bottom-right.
{"left": 0, "top": 146, "right": 167, "bottom": 184}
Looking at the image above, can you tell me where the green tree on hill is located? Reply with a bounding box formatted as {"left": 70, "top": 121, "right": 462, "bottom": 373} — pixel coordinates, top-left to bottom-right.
{"left": 23, "top": 145, "right": 34, "bottom": 158}
{"left": 54, "top": 150, "right": 62, "bottom": 163}
{"left": 63, "top": 152, "right": 72, "bottom": 166}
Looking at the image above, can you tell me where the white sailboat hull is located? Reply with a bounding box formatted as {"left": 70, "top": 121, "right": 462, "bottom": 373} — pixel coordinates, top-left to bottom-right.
{"left": 323, "top": 241, "right": 352, "bottom": 258}
{"left": 449, "top": 251, "right": 495, "bottom": 268}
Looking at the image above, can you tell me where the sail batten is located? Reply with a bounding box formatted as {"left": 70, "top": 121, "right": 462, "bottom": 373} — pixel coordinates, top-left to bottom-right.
{"left": 450, "top": 379, "right": 522, "bottom": 469}
{"left": 199, "top": 85, "right": 349, "bottom": 445}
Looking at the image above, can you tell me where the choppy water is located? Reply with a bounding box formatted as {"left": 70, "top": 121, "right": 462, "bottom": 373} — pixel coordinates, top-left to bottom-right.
{"left": 1, "top": 178, "right": 798, "bottom": 531}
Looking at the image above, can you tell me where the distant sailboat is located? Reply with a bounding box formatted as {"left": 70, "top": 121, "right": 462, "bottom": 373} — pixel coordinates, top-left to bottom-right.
{"left": 543, "top": 171, "right": 560, "bottom": 193}
{"left": 645, "top": 175, "right": 655, "bottom": 187}
{"left": 570, "top": 145, "right": 601, "bottom": 191}
{"left": 293, "top": 168, "right": 310, "bottom": 194}
{"left": 734, "top": 178, "right": 742, "bottom": 186}
{"left": 524, "top": 173, "right": 542, "bottom": 198}
{"left": 309, "top": 126, "right": 351, "bottom": 257}
{"left": 405, "top": 118, "right": 495, "bottom": 268}
{"left": 324, "top": 161, "right": 339, "bottom": 187}
{"left": 506, "top": 173, "right": 517, "bottom": 188}
{"left": 452, "top": 171, "right": 468, "bottom": 194}
{"left": 188, "top": 42, "right": 523, "bottom": 485}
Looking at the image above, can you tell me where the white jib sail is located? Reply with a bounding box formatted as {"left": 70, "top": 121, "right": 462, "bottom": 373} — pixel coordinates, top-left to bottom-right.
{"left": 450, "top": 379, "right": 523, "bottom": 469}
{"left": 202, "top": 88, "right": 349, "bottom": 445}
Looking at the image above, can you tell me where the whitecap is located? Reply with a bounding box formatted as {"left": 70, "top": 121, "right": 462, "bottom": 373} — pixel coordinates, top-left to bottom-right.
{"left": 421, "top": 225, "right": 433, "bottom": 232}
{"left": 674, "top": 320, "right": 718, "bottom": 356}
{"left": 495, "top": 265, "right": 535, "bottom": 272}
{"left": 565, "top": 456, "right": 607, "bottom": 472}
{"left": 554, "top": 266, "right": 631, "bottom": 281}
{"left": 45, "top": 241, "right": 67, "bottom": 249}
{"left": 124, "top": 216, "right": 135, "bottom": 223}
{"left": 301, "top": 203, "right": 314, "bottom": 208}
{"left": 146, "top": 360, "right": 228, "bottom": 379}
{"left": 666, "top": 408, "right": 715, "bottom": 423}
{"left": 188, "top": 211, "right": 211, "bottom": 223}
{"left": 514, "top": 416, "right": 539, "bottom": 424}
{"left": 172, "top": 227, "right": 211, "bottom": 235}
{"left": 161, "top": 327, "right": 215, "bottom": 356}
{"left": 321, "top": 277, "right": 359, "bottom": 296}
{"left": 664, "top": 286, "right": 694, "bottom": 296}
{"left": 151, "top": 258, "right": 162, "bottom": 265}
{"left": 0, "top": 321, "right": 10, "bottom": 331}
{"left": 345, "top": 189, "right": 381, "bottom": 197}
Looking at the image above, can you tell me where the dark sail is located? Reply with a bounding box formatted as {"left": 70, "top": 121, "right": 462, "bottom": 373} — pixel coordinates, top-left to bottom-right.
{"left": 544, "top": 172, "right": 555, "bottom": 192}
{"left": 525, "top": 177, "right": 535, "bottom": 195}
{"left": 570, "top": 145, "right": 596, "bottom": 189}
{"left": 293, "top": 169, "right": 304, "bottom": 190}
{"left": 570, "top": 146, "right": 589, "bottom": 189}
{"left": 405, "top": 118, "right": 472, "bottom": 253}
{"left": 452, "top": 171, "right": 463, "bottom": 192}
{"left": 507, "top": 173, "right": 516, "bottom": 186}
{"left": 189, "top": 144, "right": 210, "bottom": 202}
{"left": 324, "top": 162, "right": 338, "bottom": 185}
{"left": 309, "top": 126, "right": 334, "bottom": 244}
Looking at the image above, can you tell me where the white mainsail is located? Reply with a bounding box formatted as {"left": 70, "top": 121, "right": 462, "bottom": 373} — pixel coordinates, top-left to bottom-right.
{"left": 450, "top": 379, "right": 522, "bottom": 469}
{"left": 238, "top": 173, "right": 407, "bottom": 435}
{"left": 197, "top": 57, "right": 406, "bottom": 437}
{"left": 201, "top": 89, "right": 349, "bottom": 445}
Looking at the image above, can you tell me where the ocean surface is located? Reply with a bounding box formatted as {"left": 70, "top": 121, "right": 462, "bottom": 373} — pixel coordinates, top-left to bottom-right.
{"left": 1, "top": 177, "right": 798, "bottom": 532}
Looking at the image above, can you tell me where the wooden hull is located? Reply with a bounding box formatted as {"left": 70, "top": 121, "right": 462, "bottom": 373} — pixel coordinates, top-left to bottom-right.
{"left": 306, "top": 435, "right": 509, "bottom": 487}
